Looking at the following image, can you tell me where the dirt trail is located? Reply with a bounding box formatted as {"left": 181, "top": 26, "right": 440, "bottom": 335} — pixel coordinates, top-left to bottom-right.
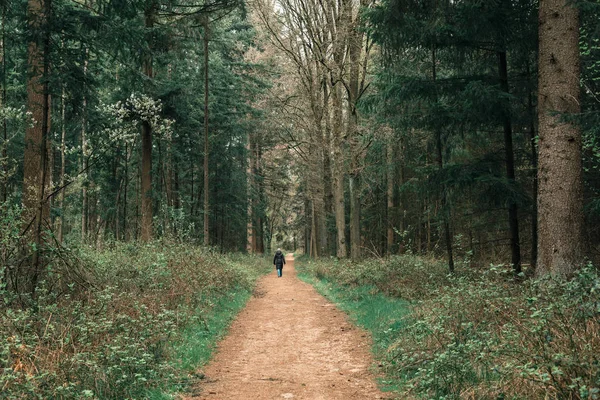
{"left": 186, "top": 254, "right": 389, "bottom": 400}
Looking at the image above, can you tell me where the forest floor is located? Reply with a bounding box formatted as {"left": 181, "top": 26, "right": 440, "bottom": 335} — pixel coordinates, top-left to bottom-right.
{"left": 184, "top": 254, "right": 390, "bottom": 400}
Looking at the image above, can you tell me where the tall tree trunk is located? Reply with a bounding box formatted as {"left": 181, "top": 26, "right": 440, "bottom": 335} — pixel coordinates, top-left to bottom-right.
{"left": 115, "top": 164, "right": 122, "bottom": 241}
{"left": 123, "top": 143, "right": 129, "bottom": 241}
{"left": 1, "top": 6, "right": 7, "bottom": 204}
{"left": 304, "top": 197, "right": 311, "bottom": 255}
{"left": 203, "top": 17, "right": 210, "bottom": 246}
{"left": 347, "top": 4, "right": 363, "bottom": 261}
{"left": 386, "top": 138, "right": 394, "bottom": 256}
{"left": 311, "top": 200, "right": 318, "bottom": 258}
{"left": 190, "top": 154, "right": 194, "bottom": 218}
{"left": 308, "top": 137, "right": 325, "bottom": 258}
{"left": 256, "top": 140, "right": 265, "bottom": 253}
{"left": 536, "top": 0, "right": 584, "bottom": 277}
{"left": 397, "top": 137, "right": 406, "bottom": 254}
{"left": 57, "top": 85, "right": 66, "bottom": 243}
{"left": 315, "top": 142, "right": 327, "bottom": 257}
{"left": 498, "top": 50, "right": 521, "bottom": 274}
{"left": 331, "top": 83, "right": 347, "bottom": 258}
{"left": 140, "top": 5, "right": 155, "bottom": 242}
{"left": 432, "top": 47, "right": 454, "bottom": 273}
{"left": 81, "top": 49, "right": 88, "bottom": 242}
{"left": 323, "top": 82, "right": 334, "bottom": 256}
{"left": 140, "top": 118, "right": 152, "bottom": 241}
{"left": 348, "top": 167, "right": 360, "bottom": 260}
{"left": 23, "top": 0, "right": 51, "bottom": 291}
{"left": 528, "top": 89, "right": 538, "bottom": 271}
{"left": 246, "top": 133, "right": 255, "bottom": 253}
{"left": 135, "top": 164, "right": 140, "bottom": 240}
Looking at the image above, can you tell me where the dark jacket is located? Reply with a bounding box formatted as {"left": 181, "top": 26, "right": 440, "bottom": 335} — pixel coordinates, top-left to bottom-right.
{"left": 273, "top": 250, "right": 286, "bottom": 268}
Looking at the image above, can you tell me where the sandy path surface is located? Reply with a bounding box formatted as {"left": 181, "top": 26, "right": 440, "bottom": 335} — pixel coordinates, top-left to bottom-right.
{"left": 186, "top": 254, "right": 389, "bottom": 400}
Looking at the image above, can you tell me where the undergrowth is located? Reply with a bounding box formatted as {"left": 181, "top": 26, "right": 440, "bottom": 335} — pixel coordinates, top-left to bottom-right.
{"left": 298, "top": 256, "right": 600, "bottom": 400}
{"left": 0, "top": 242, "right": 269, "bottom": 399}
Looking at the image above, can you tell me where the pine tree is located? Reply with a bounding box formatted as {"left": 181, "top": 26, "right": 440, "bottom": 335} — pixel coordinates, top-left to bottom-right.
{"left": 536, "top": 0, "right": 585, "bottom": 277}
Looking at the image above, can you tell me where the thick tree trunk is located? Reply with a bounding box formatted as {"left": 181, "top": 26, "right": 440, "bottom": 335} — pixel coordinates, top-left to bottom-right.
{"left": 23, "top": 0, "right": 51, "bottom": 291}
{"left": 536, "top": 0, "right": 584, "bottom": 277}
{"left": 323, "top": 83, "right": 334, "bottom": 256}
{"left": 331, "top": 84, "right": 347, "bottom": 258}
{"left": 347, "top": 6, "right": 363, "bottom": 261}
{"left": 498, "top": 51, "right": 521, "bottom": 274}
{"left": 308, "top": 137, "right": 325, "bottom": 258}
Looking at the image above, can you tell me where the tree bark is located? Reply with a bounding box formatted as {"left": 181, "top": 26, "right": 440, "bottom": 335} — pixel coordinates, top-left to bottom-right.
{"left": 81, "top": 49, "right": 89, "bottom": 242}
{"left": 432, "top": 47, "right": 454, "bottom": 273}
{"left": 536, "top": 0, "right": 584, "bottom": 277}
{"left": 123, "top": 143, "right": 130, "bottom": 241}
{"left": 23, "top": 0, "right": 51, "bottom": 291}
{"left": 386, "top": 138, "right": 394, "bottom": 256}
{"left": 57, "top": 85, "right": 66, "bottom": 243}
{"left": 203, "top": 17, "right": 210, "bottom": 246}
{"left": 1, "top": 7, "right": 7, "bottom": 204}
{"left": 497, "top": 50, "right": 521, "bottom": 274}
{"left": 256, "top": 139, "right": 265, "bottom": 253}
{"left": 323, "top": 81, "right": 334, "bottom": 256}
{"left": 140, "top": 5, "right": 155, "bottom": 242}
{"left": 347, "top": 0, "right": 363, "bottom": 261}
{"left": 528, "top": 89, "right": 538, "bottom": 271}
{"left": 246, "top": 133, "right": 255, "bottom": 253}
{"left": 331, "top": 83, "right": 347, "bottom": 258}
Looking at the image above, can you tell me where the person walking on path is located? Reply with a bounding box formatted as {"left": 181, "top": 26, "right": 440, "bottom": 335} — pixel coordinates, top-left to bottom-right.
{"left": 273, "top": 248, "right": 285, "bottom": 277}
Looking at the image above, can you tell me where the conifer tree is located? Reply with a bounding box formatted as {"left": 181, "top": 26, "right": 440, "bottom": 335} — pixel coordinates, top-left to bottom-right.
{"left": 536, "top": 0, "right": 585, "bottom": 277}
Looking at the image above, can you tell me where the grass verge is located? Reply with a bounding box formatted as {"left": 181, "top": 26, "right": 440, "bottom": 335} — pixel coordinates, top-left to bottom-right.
{"left": 147, "top": 287, "right": 253, "bottom": 399}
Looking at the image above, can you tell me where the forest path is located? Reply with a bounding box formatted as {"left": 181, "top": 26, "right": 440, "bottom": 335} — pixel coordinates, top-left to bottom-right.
{"left": 185, "top": 254, "right": 388, "bottom": 400}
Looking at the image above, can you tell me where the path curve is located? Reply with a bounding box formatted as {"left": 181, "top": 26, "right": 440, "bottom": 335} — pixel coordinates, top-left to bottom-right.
{"left": 186, "top": 254, "right": 388, "bottom": 400}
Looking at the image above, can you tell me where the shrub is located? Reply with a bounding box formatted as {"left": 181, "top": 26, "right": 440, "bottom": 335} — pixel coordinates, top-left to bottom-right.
{"left": 387, "top": 267, "right": 600, "bottom": 399}
{"left": 0, "top": 242, "right": 268, "bottom": 399}
{"left": 299, "top": 256, "right": 600, "bottom": 399}
{"left": 300, "top": 255, "right": 451, "bottom": 299}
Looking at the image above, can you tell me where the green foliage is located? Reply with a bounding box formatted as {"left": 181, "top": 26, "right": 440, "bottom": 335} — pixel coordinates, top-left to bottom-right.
{"left": 299, "top": 257, "right": 600, "bottom": 399}
{"left": 299, "top": 255, "right": 450, "bottom": 300}
{"left": 0, "top": 243, "right": 269, "bottom": 399}
{"left": 359, "top": 0, "right": 539, "bottom": 262}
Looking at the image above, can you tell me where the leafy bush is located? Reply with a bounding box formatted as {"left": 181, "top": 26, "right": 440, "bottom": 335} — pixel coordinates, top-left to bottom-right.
{"left": 0, "top": 242, "right": 268, "bottom": 399}
{"left": 301, "top": 255, "right": 451, "bottom": 299}
{"left": 299, "top": 257, "right": 600, "bottom": 399}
